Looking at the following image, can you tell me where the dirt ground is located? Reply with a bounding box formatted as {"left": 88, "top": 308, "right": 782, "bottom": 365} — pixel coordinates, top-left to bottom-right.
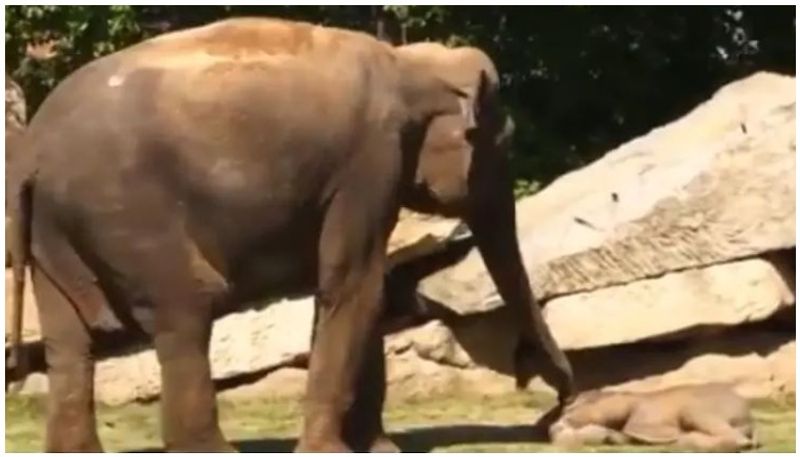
{"left": 5, "top": 391, "right": 796, "bottom": 452}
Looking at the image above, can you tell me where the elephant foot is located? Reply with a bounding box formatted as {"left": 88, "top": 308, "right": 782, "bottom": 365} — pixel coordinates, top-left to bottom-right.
{"left": 165, "top": 436, "right": 236, "bottom": 453}
{"left": 212, "top": 442, "right": 239, "bottom": 453}
{"left": 167, "top": 444, "right": 237, "bottom": 453}
{"left": 45, "top": 443, "right": 104, "bottom": 453}
{"left": 45, "top": 435, "right": 104, "bottom": 453}
{"left": 369, "top": 434, "right": 400, "bottom": 452}
{"left": 294, "top": 438, "right": 351, "bottom": 453}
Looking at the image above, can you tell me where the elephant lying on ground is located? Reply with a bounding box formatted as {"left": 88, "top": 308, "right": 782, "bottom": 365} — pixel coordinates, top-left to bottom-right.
{"left": 548, "top": 383, "right": 757, "bottom": 452}
{"left": 7, "top": 17, "right": 573, "bottom": 452}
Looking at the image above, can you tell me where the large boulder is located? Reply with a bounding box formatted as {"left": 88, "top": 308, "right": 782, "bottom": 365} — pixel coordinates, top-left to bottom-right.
{"left": 377, "top": 322, "right": 795, "bottom": 401}
{"left": 92, "top": 297, "right": 314, "bottom": 405}
{"left": 215, "top": 325, "right": 795, "bottom": 402}
{"left": 543, "top": 254, "right": 794, "bottom": 349}
{"left": 419, "top": 72, "right": 795, "bottom": 316}
{"left": 379, "top": 71, "right": 796, "bottom": 400}
{"left": 16, "top": 296, "right": 315, "bottom": 405}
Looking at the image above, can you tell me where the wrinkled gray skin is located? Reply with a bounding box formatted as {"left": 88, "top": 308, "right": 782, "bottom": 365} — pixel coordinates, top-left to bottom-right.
{"left": 7, "top": 19, "right": 572, "bottom": 453}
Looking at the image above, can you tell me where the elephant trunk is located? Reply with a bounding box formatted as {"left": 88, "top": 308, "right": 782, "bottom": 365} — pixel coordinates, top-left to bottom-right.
{"left": 466, "top": 163, "right": 575, "bottom": 405}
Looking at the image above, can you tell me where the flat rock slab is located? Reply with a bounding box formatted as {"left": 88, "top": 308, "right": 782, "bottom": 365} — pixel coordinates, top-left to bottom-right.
{"left": 419, "top": 72, "right": 796, "bottom": 314}
{"left": 385, "top": 255, "right": 794, "bottom": 369}
{"left": 98, "top": 297, "right": 314, "bottom": 405}
{"left": 544, "top": 256, "right": 795, "bottom": 349}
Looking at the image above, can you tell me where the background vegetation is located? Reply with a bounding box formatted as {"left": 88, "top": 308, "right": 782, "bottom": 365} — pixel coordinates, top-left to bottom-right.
{"left": 5, "top": 5, "right": 795, "bottom": 194}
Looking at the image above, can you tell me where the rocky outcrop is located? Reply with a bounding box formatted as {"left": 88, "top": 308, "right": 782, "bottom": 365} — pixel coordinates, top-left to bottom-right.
{"left": 544, "top": 254, "right": 794, "bottom": 349}
{"left": 390, "top": 72, "right": 796, "bottom": 400}
{"left": 89, "top": 297, "right": 314, "bottom": 405}
{"left": 398, "top": 71, "right": 796, "bottom": 397}
{"left": 419, "top": 72, "right": 795, "bottom": 316}
{"left": 213, "top": 325, "right": 794, "bottom": 402}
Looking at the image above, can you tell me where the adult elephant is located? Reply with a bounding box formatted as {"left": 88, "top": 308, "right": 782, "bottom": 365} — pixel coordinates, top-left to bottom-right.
{"left": 7, "top": 18, "right": 572, "bottom": 453}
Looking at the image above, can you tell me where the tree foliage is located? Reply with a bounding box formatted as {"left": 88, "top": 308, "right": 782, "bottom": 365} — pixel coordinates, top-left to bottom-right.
{"left": 5, "top": 5, "right": 795, "bottom": 193}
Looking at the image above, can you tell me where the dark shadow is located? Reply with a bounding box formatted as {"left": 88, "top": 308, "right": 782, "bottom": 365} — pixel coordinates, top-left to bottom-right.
{"left": 128, "top": 437, "right": 297, "bottom": 453}
{"left": 446, "top": 304, "right": 795, "bottom": 393}
{"left": 566, "top": 318, "right": 795, "bottom": 392}
{"left": 389, "top": 423, "right": 541, "bottom": 452}
{"left": 165, "top": 423, "right": 542, "bottom": 453}
{"left": 127, "top": 421, "right": 547, "bottom": 453}
{"left": 220, "top": 399, "right": 557, "bottom": 453}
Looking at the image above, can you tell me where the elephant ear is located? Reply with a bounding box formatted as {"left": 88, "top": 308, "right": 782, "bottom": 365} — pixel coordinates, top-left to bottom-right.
{"left": 470, "top": 68, "right": 515, "bottom": 146}
{"left": 474, "top": 70, "right": 490, "bottom": 110}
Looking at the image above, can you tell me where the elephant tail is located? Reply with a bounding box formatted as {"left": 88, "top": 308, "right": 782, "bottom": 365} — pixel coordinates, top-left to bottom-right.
{"left": 6, "top": 167, "right": 34, "bottom": 383}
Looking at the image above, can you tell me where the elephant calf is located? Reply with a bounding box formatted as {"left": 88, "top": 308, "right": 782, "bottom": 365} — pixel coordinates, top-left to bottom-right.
{"left": 549, "top": 383, "right": 757, "bottom": 452}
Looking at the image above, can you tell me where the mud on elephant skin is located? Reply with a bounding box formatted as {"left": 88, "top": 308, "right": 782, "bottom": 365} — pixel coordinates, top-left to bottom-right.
{"left": 7, "top": 17, "right": 572, "bottom": 453}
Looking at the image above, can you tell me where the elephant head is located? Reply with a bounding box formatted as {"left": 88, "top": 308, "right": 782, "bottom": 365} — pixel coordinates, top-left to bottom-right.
{"left": 394, "top": 42, "right": 575, "bottom": 405}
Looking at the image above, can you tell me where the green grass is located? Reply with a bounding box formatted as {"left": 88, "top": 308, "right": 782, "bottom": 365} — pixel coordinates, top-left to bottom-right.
{"left": 5, "top": 392, "right": 796, "bottom": 452}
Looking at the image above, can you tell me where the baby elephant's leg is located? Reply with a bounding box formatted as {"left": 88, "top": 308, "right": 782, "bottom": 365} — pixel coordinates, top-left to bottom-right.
{"left": 676, "top": 431, "right": 748, "bottom": 452}
{"left": 682, "top": 413, "right": 754, "bottom": 451}
{"left": 675, "top": 431, "right": 719, "bottom": 451}
{"left": 578, "top": 424, "right": 635, "bottom": 446}
{"left": 551, "top": 423, "right": 624, "bottom": 447}
{"left": 605, "top": 428, "right": 633, "bottom": 445}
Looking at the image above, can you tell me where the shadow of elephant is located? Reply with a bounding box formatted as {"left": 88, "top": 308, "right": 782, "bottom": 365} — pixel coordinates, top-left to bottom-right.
{"left": 130, "top": 423, "right": 544, "bottom": 453}
{"left": 128, "top": 406, "right": 559, "bottom": 453}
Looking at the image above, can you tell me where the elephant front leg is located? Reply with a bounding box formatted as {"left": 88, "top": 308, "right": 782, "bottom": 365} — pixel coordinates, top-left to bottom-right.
{"left": 342, "top": 333, "right": 400, "bottom": 452}
{"left": 296, "top": 205, "right": 392, "bottom": 451}
{"left": 297, "top": 265, "right": 385, "bottom": 452}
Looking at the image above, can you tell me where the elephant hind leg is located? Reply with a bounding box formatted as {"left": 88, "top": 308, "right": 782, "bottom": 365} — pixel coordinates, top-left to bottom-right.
{"left": 153, "top": 301, "right": 233, "bottom": 452}
{"left": 32, "top": 262, "right": 102, "bottom": 452}
{"left": 132, "top": 244, "right": 233, "bottom": 452}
